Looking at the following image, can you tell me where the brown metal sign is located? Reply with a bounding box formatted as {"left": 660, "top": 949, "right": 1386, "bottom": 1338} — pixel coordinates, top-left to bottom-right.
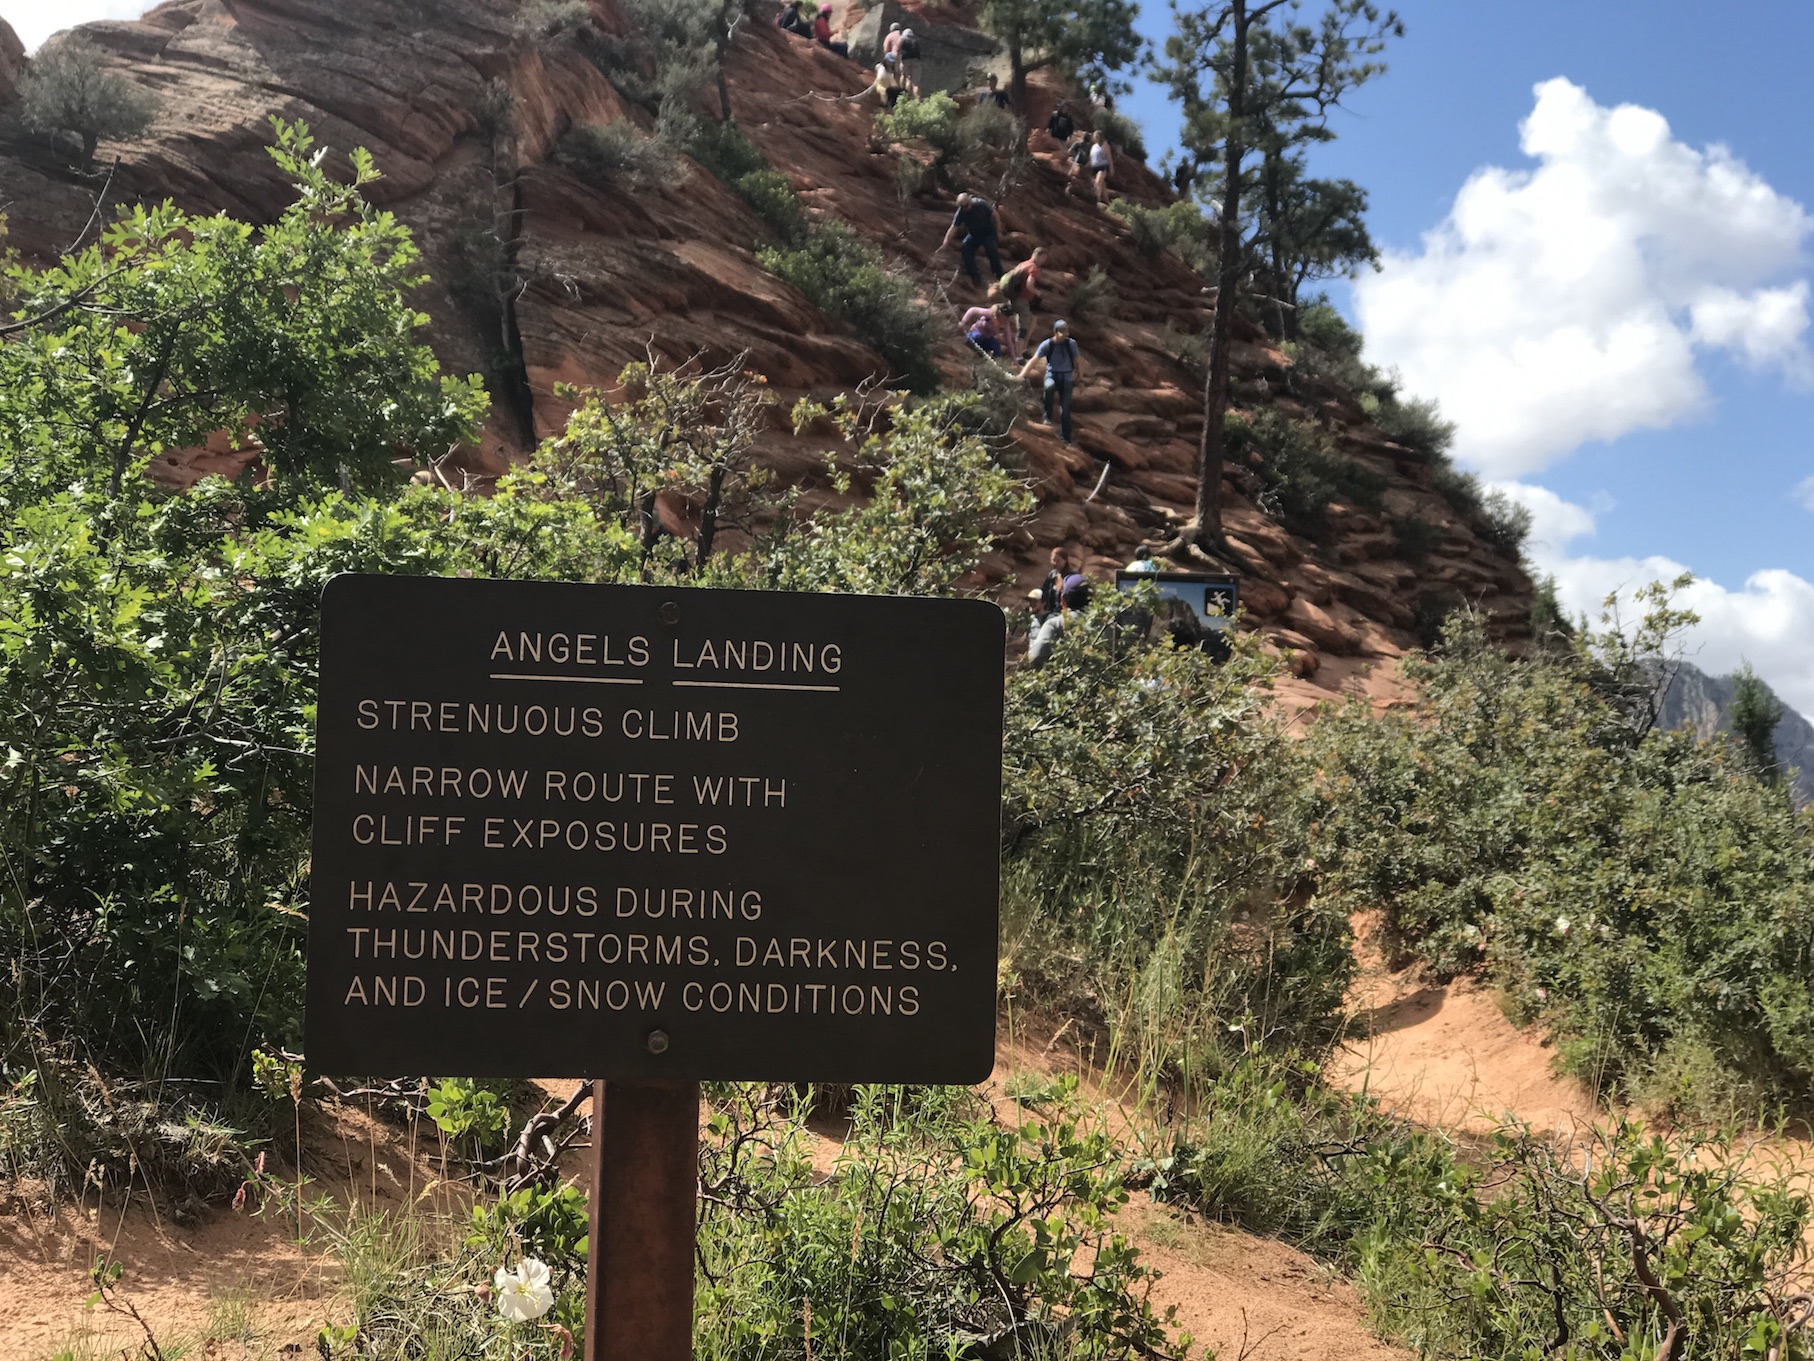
{"left": 305, "top": 575, "right": 1004, "bottom": 1083}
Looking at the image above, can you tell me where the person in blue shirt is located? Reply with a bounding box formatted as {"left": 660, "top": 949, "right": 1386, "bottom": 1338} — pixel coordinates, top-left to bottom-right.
{"left": 1017, "top": 319, "right": 1080, "bottom": 444}
{"left": 939, "top": 193, "right": 1006, "bottom": 289}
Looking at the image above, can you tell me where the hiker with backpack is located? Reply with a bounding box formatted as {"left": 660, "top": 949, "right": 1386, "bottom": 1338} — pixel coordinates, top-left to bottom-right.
{"left": 941, "top": 193, "right": 1006, "bottom": 291}
{"left": 881, "top": 20, "right": 904, "bottom": 66}
{"left": 979, "top": 74, "right": 1012, "bottom": 110}
{"left": 1016, "top": 317, "right": 1080, "bottom": 445}
{"left": 893, "top": 26, "right": 923, "bottom": 96}
{"left": 1047, "top": 98, "right": 1076, "bottom": 146}
{"left": 992, "top": 246, "right": 1046, "bottom": 340}
{"left": 812, "top": 4, "right": 848, "bottom": 57}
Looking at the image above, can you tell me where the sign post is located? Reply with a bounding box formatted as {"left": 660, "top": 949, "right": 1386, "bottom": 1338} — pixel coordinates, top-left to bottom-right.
{"left": 306, "top": 577, "right": 1005, "bottom": 1356}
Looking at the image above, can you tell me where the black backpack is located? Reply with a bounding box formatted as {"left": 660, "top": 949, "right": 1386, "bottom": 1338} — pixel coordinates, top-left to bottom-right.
{"left": 900, "top": 32, "right": 921, "bottom": 58}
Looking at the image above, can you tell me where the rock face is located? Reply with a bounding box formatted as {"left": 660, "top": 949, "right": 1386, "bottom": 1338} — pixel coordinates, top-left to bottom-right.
{"left": 0, "top": 0, "right": 1531, "bottom": 706}
{"left": 0, "top": 17, "right": 23, "bottom": 103}
{"left": 1654, "top": 662, "right": 1814, "bottom": 806}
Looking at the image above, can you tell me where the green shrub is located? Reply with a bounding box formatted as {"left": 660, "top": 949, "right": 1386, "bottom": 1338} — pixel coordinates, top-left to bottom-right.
{"left": 1232, "top": 409, "right": 1385, "bottom": 533}
{"left": 1372, "top": 393, "right": 1455, "bottom": 460}
{"left": 1304, "top": 606, "right": 1814, "bottom": 1111}
{"left": 556, "top": 120, "right": 683, "bottom": 187}
{"left": 874, "top": 92, "right": 961, "bottom": 156}
{"left": 1067, "top": 263, "right": 1117, "bottom": 320}
{"left": 18, "top": 35, "right": 159, "bottom": 168}
{"left": 1092, "top": 109, "right": 1146, "bottom": 159}
{"left": 954, "top": 102, "right": 1020, "bottom": 159}
{"left": 1389, "top": 512, "right": 1442, "bottom": 562}
{"left": 758, "top": 222, "right": 940, "bottom": 392}
{"left": 1151, "top": 1061, "right": 1814, "bottom": 1360}
{"left": 687, "top": 116, "right": 768, "bottom": 182}
{"left": 515, "top": 0, "right": 597, "bottom": 48}
{"left": 1106, "top": 201, "right": 1211, "bottom": 271}
{"left": 696, "top": 1082, "right": 1189, "bottom": 1358}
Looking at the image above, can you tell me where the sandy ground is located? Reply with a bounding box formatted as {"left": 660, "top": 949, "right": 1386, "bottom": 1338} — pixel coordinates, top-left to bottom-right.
{"left": 1326, "top": 913, "right": 1600, "bottom": 1136}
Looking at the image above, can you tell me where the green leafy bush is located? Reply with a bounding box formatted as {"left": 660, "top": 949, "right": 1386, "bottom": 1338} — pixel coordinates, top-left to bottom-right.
{"left": 557, "top": 120, "right": 684, "bottom": 187}
{"left": 18, "top": 35, "right": 159, "bottom": 168}
{"left": 759, "top": 223, "right": 941, "bottom": 392}
{"left": 1304, "top": 608, "right": 1814, "bottom": 1112}
{"left": 1372, "top": 392, "right": 1455, "bottom": 460}
{"left": 874, "top": 92, "right": 961, "bottom": 156}
{"left": 1067, "top": 263, "right": 1118, "bottom": 320}
{"left": 955, "top": 102, "right": 1021, "bottom": 159}
{"left": 696, "top": 1082, "right": 1189, "bottom": 1359}
{"left": 1107, "top": 200, "right": 1213, "bottom": 272}
{"left": 1388, "top": 512, "right": 1442, "bottom": 562}
{"left": 1231, "top": 409, "right": 1385, "bottom": 533}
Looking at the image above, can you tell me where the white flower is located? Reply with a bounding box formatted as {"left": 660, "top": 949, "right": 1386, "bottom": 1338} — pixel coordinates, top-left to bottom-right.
{"left": 494, "top": 1258, "right": 554, "bottom": 1323}
{"left": 1555, "top": 916, "right": 1570, "bottom": 936}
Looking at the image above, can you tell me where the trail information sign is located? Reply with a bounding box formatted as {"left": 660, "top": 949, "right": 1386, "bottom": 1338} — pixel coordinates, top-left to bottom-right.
{"left": 306, "top": 575, "right": 1004, "bottom": 1084}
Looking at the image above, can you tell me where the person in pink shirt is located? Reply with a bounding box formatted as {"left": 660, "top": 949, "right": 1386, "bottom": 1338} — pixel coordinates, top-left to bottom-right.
{"left": 960, "top": 302, "right": 1016, "bottom": 359}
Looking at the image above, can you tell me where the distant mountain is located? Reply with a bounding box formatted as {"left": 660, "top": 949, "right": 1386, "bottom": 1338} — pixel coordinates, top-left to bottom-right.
{"left": 1654, "top": 661, "right": 1814, "bottom": 806}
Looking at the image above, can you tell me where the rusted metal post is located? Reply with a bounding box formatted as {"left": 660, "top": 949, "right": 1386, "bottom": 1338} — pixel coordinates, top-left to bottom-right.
{"left": 583, "top": 1079, "right": 699, "bottom": 1361}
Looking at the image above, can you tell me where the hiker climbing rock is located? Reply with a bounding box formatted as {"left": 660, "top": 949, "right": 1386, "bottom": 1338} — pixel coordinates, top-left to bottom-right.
{"left": 991, "top": 246, "right": 1046, "bottom": 340}
{"left": 896, "top": 26, "right": 923, "bottom": 96}
{"left": 881, "top": 20, "right": 903, "bottom": 66}
{"left": 812, "top": 4, "right": 849, "bottom": 57}
{"left": 960, "top": 302, "right": 1017, "bottom": 360}
{"left": 1066, "top": 130, "right": 1090, "bottom": 185}
{"left": 979, "top": 74, "right": 1012, "bottom": 110}
{"left": 1017, "top": 318, "right": 1080, "bottom": 445}
{"left": 941, "top": 193, "right": 1006, "bottom": 290}
{"left": 1047, "top": 98, "right": 1076, "bottom": 146}
{"left": 1088, "top": 131, "right": 1114, "bottom": 205}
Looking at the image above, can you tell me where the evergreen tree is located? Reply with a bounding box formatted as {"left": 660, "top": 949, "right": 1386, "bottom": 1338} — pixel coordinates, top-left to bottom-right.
{"left": 1251, "top": 152, "right": 1375, "bottom": 338}
{"left": 1157, "top": 0, "right": 1399, "bottom": 550}
{"left": 978, "top": 0, "right": 1145, "bottom": 112}
{"left": 1730, "top": 662, "right": 1784, "bottom": 782}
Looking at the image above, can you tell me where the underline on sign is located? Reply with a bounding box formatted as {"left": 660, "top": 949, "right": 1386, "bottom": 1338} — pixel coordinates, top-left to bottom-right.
{"left": 671, "top": 679, "right": 842, "bottom": 693}
{"left": 488, "top": 673, "right": 644, "bottom": 685}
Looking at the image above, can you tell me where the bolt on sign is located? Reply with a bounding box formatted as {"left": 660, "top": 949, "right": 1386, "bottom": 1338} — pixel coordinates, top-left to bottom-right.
{"left": 306, "top": 576, "right": 1005, "bottom": 1084}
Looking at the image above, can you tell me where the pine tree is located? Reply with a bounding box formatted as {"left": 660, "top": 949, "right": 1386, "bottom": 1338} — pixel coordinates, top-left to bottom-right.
{"left": 1729, "top": 662, "right": 1783, "bottom": 782}
{"left": 1157, "top": 0, "right": 1399, "bottom": 550}
{"left": 977, "top": 0, "right": 1145, "bottom": 112}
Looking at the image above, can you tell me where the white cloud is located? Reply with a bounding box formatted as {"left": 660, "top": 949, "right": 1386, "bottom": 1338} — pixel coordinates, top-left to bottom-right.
{"left": 1794, "top": 475, "right": 1814, "bottom": 513}
{"left": 3, "top": 1, "right": 155, "bottom": 53}
{"left": 1356, "top": 78, "right": 1814, "bottom": 477}
{"left": 1499, "top": 480, "right": 1814, "bottom": 722}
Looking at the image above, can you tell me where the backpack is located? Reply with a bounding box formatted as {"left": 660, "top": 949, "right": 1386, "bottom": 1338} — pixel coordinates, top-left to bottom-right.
{"left": 998, "top": 267, "right": 1025, "bottom": 299}
{"left": 900, "top": 32, "right": 921, "bottom": 58}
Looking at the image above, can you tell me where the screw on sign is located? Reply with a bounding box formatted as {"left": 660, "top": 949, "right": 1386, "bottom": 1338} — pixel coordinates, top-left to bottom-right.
{"left": 306, "top": 576, "right": 1005, "bottom": 1360}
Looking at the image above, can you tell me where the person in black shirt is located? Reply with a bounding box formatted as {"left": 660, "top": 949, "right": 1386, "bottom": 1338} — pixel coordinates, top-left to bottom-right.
{"left": 979, "top": 74, "right": 1012, "bottom": 110}
{"left": 1047, "top": 98, "right": 1075, "bottom": 146}
{"left": 939, "top": 192, "right": 1006, "bottom": 288}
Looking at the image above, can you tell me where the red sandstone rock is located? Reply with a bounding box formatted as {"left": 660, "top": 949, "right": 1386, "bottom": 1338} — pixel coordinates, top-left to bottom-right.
{"left": 0, "top": 0, "right": 1531, "bottom": 705}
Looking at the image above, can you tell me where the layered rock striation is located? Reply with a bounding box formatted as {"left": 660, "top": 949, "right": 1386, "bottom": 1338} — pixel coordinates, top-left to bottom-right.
{"left": 0, "top": 0, "right": 1530, "bottom": 705}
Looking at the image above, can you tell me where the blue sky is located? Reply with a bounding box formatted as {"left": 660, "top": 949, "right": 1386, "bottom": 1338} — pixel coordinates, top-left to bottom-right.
{"left": 1122, "top": 1, "right": 1814, "bottom": 716}
{"left": 8, "top": 0, "right": 1813, "bottom": 714}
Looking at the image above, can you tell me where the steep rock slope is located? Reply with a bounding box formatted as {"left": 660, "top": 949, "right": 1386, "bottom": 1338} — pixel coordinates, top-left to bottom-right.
{"left": 0, "top": 0, "right": 1530, "bottom": 701}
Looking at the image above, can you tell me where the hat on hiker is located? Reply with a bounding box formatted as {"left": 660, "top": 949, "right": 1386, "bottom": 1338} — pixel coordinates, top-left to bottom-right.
{"left": 889, "top": 20, "right": 901, "bottom": 29}
{"left": 819, "top": 3, "right": 832, "bottom": 11}
{"left": 1052, "top": 318, "right": 1070, "bottom": 333}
